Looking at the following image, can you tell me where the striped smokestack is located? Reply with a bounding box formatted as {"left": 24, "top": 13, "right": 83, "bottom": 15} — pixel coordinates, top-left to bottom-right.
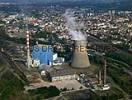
{"left": 26, "top": 30, "right": 31, "bottom": 69}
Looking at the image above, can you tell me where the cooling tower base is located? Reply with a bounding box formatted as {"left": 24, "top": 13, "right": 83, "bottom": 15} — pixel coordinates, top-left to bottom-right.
{"left": 71, "top": 40, "right": 91, "bottom": 68}
{"left": 71, "top": 52, "right": 90, "bottom": 68}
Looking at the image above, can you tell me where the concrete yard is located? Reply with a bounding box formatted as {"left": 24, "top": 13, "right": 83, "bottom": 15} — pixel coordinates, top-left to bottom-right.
{"left": 51, "top": 80, "right": 87, "bottom": 90}
{"left": 24, "top": 79, "right": 87, "bottom": 91}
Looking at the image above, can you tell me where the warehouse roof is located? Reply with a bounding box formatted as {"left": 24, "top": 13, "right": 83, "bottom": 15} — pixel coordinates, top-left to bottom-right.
{"left": 49, "top": 64, "right": 96, "bottom": 77}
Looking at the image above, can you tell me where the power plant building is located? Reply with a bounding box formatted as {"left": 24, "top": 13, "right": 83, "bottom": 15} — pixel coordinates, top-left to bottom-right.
{"left": 32, "top": 45, "right": 53, "bottom": 65}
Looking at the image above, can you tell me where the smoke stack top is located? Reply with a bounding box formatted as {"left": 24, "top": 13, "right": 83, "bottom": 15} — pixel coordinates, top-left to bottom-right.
{"left": 64, "top": 9, "right": 86, "bottom": 41}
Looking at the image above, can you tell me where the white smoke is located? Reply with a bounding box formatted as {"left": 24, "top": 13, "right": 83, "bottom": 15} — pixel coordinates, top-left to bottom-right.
{"left": 63, "top": 9, "right": 86, "bottom": 41}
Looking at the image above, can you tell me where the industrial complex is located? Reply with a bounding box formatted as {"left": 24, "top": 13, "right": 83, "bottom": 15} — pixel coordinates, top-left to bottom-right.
{"left": 1, "top": 2, "right": 132, "bottom": 99}
{"left": 23, "top": 30, "right": 110, "bottom": 93}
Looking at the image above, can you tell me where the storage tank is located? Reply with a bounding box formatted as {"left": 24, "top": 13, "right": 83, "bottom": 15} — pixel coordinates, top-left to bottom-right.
{"left": 32, "top": 45, "right": 53, "bottom": 65}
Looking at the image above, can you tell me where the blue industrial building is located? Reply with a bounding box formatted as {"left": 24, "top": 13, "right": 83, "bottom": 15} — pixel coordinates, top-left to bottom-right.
{"left": 32, "top": 45, "right": 53, "bottom": 65}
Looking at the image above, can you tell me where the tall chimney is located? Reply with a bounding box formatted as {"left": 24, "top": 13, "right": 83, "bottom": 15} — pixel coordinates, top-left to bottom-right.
{"left": 71, "top": 40, "right": 90, "bottom": 68}
{"left": 103, "top": 59, "right": 107, "bottom": 85}
{"left": 98, "top": 70, "right": 102, "bottom": 85}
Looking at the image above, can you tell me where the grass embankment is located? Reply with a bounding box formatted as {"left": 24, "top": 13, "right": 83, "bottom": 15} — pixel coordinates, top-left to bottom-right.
{"left": 106, "top": 51, "right": 132, "bottom": 97}
{"left": 28, "top": 86, "right": 60, "bottom": 99}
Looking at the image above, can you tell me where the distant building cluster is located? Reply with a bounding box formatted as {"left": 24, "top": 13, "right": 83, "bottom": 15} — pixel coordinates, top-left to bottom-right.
{"left": 1, "top": 8, "right": 131, "bottom": 50}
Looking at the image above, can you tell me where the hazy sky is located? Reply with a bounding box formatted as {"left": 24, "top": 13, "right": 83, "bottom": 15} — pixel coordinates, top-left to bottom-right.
{"left": 0, "top": 0, "right": 131, "bottom": 7}
{"left": 0, "top": 0, "right": 128, "bottom": 3}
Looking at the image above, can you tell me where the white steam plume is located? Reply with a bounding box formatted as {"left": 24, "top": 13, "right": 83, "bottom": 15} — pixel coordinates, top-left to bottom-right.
{"left": 63, "top": 9, "right": 86, "bottom": 41}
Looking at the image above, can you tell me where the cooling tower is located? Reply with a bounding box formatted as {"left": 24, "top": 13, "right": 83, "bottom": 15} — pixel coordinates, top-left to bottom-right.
{"left": 71, "top": 40, "right": 90, "bottom": 68}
